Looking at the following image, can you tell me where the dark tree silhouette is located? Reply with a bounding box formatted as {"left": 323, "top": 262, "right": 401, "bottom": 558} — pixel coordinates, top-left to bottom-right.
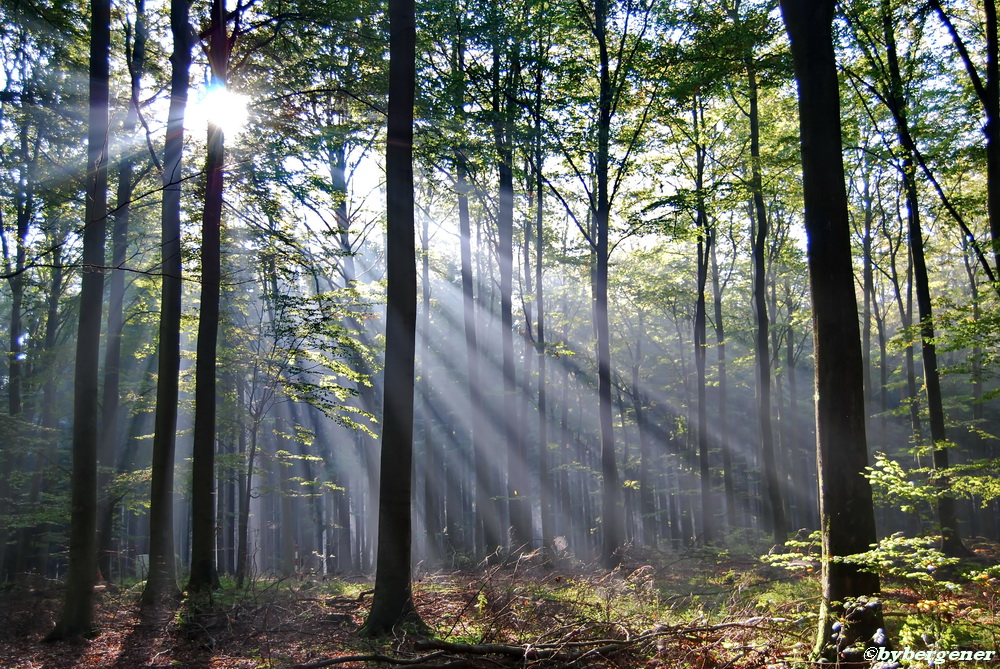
{"left": 188, "top": 0, "right": 230, "bottom": 593}
{"left": 361, "top": 0, "right": 420, "bottom": 634}
{"left": 142, "top": 0, "right": 190, "bottom": 606}
{"left": 779, "top": 0, "right": 884, "bottom": 659}
{"left": 47, "top": 0, "right": 110, "bottom": 639}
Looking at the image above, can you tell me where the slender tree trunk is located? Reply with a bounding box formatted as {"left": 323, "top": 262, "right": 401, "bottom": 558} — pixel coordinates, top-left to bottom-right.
{"left": 97, "top": 0, "right": 148, "bottom": 583}
{"left": 784, "top": 277, "right": 811, "bottom": 529}
{"left": 593, "top": 0, "right": 624, "bottom": 568}
{"left": 420, "top": 208, "right": 441, "bottom": 557}
{"left": 235, "top": 407, "right": 258, "bottom": 588}
{"left": 709, "top": 239, "right": 735, "bottom": 531}
{"left": 142, "top": 0, "right": 189, "bottom": 607}
{"left": 533, "top": 69, "right": 551, "bottom": 550}
{"left": 691, "top": 98, "right": 714, "bottom": 545}
{"left": 362, "top": 0, "right": 418, "bottom": 633}
{"left": 492, "top": 37, "right": 530, "bottom": 553}
{"left": 861, "top": 176, "right": 875, "bottom": 449}
{"left": 326, "top": 138, "right": 380, "bottom": 573}
{"left": 780, "top": 0, "right": 884, "bottom": 658}
{"left": 880, "top": 1, "right": 968, "bottom": 556}
{"left": 188, "top": 0, "right": 229, "bottom": 592}
{"left": 48, "top": 0, "right": 110, "bottom": 638}
{"left": 7, "top": 125, "right": 34, "bottom": 419}
{"left": 521, "top": 190, "right": 536, "bottom": 547}
{"left": 746, "top": 63, "right": 786, "bottom": 546}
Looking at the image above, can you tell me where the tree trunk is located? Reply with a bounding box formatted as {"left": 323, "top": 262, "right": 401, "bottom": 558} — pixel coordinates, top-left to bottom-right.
{"left": 142, "top": 0, "right": 189, "bottom": 605}
{"left": 48, "top": 0, "right": 110, "bottom": 638}
{"left": 747, "top": 62, "right": 786, "bottom": 546}
{"left": 97, "top": 0, "right": 148, "bottom": 583}
{"left": 779, "top": 0, "right": 884, "bottom": 659}
{"left": 691, "top": 98, "right": 714, "bottom": 545}
{"left": 880, "top": 0, "right": 968, "bottom": 556}
{"left": 492, "top": 36, "right": 530, "bottom": 553}
{"left": 533, "top": 63, "right": 551, "bottom": 550}
{"left": 420, "top": 207, "right": 441, "bottom": 558}
{"left": 710, "top": 238, "right": 735, "bottom": 531}
{"left": 593, "top": 0, "right": 624, "bottom": 568}
{"left": 362, "top": 0, "right": 418, "bottom": 634}
{"left": 188, "top": 0, "right": 229, "bottom": 592}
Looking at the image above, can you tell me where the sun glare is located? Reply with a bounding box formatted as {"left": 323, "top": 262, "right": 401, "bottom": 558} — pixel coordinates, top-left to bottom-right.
{"left": 188, "top": 85, "right": 250, "bottom": 137}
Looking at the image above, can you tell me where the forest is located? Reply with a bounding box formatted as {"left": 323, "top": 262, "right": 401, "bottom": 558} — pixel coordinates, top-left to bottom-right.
{"left": 1, "top": 0, "right": 999, "bottom": 665}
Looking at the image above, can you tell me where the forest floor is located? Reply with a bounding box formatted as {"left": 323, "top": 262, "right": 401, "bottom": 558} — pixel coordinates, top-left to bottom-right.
{"left": 1, "top": 541, "right": 998, "bottom": 668}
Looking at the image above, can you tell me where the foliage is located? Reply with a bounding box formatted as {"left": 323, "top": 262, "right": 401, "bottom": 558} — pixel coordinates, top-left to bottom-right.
{"left": 867, "top": 452, "right": 1000, "bottom": 515}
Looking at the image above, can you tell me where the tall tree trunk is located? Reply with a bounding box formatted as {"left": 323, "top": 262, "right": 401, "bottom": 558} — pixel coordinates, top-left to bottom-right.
{"left": 861, "top": 175, "right": 875, "bottom": 449}
{"left": 48, "top": 0, "right": 110, "bottom": 638}
{"left": 593, "top": 0, "right": 624, "bottom": 568}
{"left": 235, "top": 404, "right": 259, "bottom": 588}
{"left": 631, "top": 354, "right": 656, "bottom": 546}
{"left": 188, "top": 0, "right": 229, "bottom": 592}
{"left": 97, "top": 0, "right": 148, "bottom": 583}
{"left": 780, "top": 0, "right": 884, "bottom": 658}
{"left": 747, "top": 63, "right": 786, "bottom": 546}
{"left": 533, "top": 69, "right": 551, "bottom": 549}
{"left": 142, "top": 0, "right": 190, "bottom": 605}
{"left": 880, "top": 0, "right": 968, "bottom": 556}
{"left": 493, "top": 37, "right": 530, "bottom": 553}
{"left": 692, "top": 98, "right": 714, "bottom": 545}
{"left": 362, "top": 0, "right": 418, "bottom": 633}
{"left": 710, "top": 238, "right": 735, "bottom": 531}
{"left": 452, "top": 31, "right": 496, "bottom": 557}
{"left": 420, "top": 207, "right": 441, "bottom": 557}
{"left": 521, "top": 189, "right": 535, "bottom": 544}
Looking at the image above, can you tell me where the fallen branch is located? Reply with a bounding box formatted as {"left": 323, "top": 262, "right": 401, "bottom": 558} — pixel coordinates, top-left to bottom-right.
{"left": 293, "top": 650, "right": 448, "bottom": 668}
{"left": 415, "top": 638, "right": 629, "bottom": 662}
{"left": 414, "top": 619, "right": 798, "bottom": 663}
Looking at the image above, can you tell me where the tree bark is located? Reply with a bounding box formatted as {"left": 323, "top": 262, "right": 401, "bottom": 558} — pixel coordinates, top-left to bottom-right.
{"left": 691, "top": 97, "right": 714, "bottom": 545}
{"left": 779, "top": 0, "right": 884, "bottom": 659}
{"left": 879, "top": 0, "right": 968, "bottom": 556}
{"left": 142, "top": 0, "right": 190, "bottom": 606}
{"left": 593, "top": 0, "right": 624, "bottom": 568}
{"left": 361, "top": 0, "right": 418, "bottom": 634}
{"left": 710, "top": 235, "right": 735, "bottom": 531}
{"left": 746, "top": 63, "right": 785, "bottom": 546}
{"left": 48, "top": 0, "right": 110, "bottom": 639}
{"left": 188, "top": 0, "right": 228, "bottom": 593}
{"left": 97, "top": 0, "right": 148, "bottom": 583}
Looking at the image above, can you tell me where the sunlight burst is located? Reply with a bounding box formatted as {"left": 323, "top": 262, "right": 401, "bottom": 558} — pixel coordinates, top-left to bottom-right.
{"left": 188, "top": 85, "right": 249, "bottom": 137}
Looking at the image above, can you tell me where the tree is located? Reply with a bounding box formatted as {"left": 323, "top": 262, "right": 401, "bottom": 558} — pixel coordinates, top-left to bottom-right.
{"left": 47, "top": 0, "right": 111, "bottom": 639}
{"left": 361, "top": 0, "right": 419, "bottom": 634}
{"left": 97, "top": 0, "right": 149, "bottom": 584}
{"left": 188, "top": 0, "right": 232, "bottom": 594}
{"left": 142, "top": 0, "right": 190, "bottom": 606}
{"left": 779, "top": 0, "right": 884, "bottom": 659}
{"left": 866, "top": 0, "right": 970, "bottom": 557}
